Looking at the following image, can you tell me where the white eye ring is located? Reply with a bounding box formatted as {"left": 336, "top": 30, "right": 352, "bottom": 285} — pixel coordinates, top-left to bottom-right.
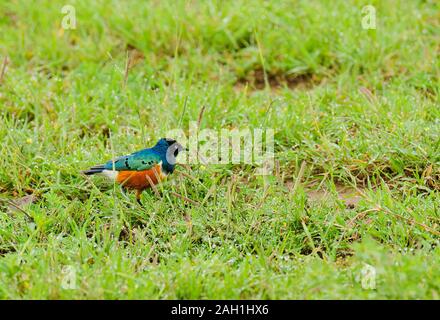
{"left": 166, "top": 143, "right": 183, "bottom": 164}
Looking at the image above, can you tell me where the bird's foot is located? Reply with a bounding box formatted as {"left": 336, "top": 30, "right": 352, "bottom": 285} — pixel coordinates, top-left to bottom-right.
{"left": 135, "top": 190, "right": 143, "bottom": 207}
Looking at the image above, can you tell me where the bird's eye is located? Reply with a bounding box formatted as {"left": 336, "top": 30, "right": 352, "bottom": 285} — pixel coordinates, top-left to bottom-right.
{"left": 173, "top": 148, "right": 179, "bottom": 157}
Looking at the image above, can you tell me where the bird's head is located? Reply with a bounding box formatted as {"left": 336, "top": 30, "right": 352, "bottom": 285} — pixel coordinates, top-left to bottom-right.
{"left": 153, "top": 138, "right": 185, "bottom": 173}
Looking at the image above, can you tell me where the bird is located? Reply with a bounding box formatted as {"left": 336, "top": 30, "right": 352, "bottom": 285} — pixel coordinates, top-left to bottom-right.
{"left": 82, "top": 138, "right": 184, "bottom": 204}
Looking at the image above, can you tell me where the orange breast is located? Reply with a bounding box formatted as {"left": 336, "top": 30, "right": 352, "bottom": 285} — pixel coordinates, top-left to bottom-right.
{"left": 116, "top": 165, "right": 165, "bottom": 190}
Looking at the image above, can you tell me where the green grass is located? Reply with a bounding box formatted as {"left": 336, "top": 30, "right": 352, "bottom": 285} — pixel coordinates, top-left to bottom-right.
{"left": 0, "top": 0, "right": 439, "bottom": 299}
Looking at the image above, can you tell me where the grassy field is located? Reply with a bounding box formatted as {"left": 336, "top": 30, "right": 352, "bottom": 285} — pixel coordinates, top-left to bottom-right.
{"left": 0, "top": 0, "right": 439, "bottom": 299}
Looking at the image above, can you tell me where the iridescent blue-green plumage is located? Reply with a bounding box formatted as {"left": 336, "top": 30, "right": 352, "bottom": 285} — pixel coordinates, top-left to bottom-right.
{"left": 103, "top": 149, "right": 162, "bottom": 171}
{"left": 83, "top": 138, "right": 181, "bottom": 175}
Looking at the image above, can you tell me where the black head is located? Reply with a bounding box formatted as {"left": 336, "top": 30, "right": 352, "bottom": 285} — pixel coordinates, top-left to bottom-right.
{"left": 154, "top": 137, "right": 177, "bottom": 149}
{"left": 164, "top": 138, "right": 177, "bottom": 146}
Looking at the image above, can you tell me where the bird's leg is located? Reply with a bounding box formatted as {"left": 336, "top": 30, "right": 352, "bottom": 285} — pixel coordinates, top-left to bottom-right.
{"left": 135, "top": 189, "right": 143, "bottom": 206}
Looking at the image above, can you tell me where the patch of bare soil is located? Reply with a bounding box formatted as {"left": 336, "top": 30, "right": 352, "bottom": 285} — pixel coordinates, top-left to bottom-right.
{"left": 7, "top": 194, "right": 36, "bottom": 213}
{"left": 235, "top": 68, "right": 320, "bottom": 91}
{"left": 306, "top": 185, "right": 364, "bottom": 209}
{"left": 126, "top": 44, "right": 145, "bottom": 69}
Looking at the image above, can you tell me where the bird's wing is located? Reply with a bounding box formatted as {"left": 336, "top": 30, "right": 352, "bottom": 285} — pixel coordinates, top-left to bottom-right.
{"left": 103, "top": 150, "right": 161, "bottom": 171}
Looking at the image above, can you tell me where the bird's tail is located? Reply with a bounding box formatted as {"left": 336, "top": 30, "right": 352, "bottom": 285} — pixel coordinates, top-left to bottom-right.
{"left": 81, "top": 165, "right": 105, "bottom": 175}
